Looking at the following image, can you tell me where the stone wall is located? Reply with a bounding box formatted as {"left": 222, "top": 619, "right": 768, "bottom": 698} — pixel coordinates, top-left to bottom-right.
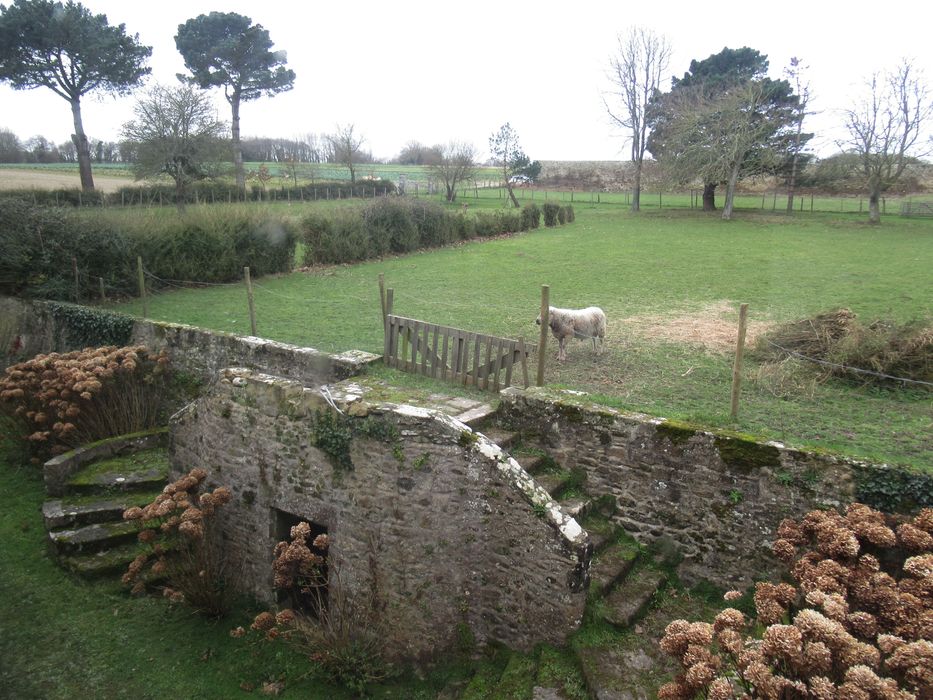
{"left": 170, "top": 369, "right": 590, "bottom": 659}
{"left": 0, "top": 296, "right": 377, "bottom": 384}
{"left": 497, "top": 387, "right": 877, "bottom": 588}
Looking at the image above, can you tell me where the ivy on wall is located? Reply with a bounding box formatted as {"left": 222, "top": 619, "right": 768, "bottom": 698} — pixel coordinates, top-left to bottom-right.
{"left": 854, "top": 465, "right": 933, "bottom": 514}
{"left": 45, "top": 302, "right": 135, "bottom": 348}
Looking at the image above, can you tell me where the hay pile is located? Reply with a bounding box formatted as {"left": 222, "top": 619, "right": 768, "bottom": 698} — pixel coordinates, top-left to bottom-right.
{"left": 755, "top": 309, "right": 932, "bottom": 386}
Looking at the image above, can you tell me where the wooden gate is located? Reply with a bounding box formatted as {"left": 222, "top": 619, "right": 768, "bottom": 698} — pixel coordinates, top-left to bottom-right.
{"left": 384, "top": 314, "right": 530, "bottom": 392}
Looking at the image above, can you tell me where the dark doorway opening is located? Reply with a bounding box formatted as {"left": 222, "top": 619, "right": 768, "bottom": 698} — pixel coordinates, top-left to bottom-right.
{"left": 274, "top": 510, "right": 328, "bottom": 618}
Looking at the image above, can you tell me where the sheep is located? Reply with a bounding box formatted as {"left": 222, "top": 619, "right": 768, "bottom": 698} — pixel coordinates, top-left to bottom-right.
{"left": 535, "top": 306, "right": 606, "bottom": 361}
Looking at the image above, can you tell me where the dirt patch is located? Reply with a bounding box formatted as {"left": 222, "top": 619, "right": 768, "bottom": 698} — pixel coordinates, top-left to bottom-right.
{"left": 0, "top": 168, "right": 134, "bottom": 193}
{"left": 616, "top": 300, "right": 773, "bottom": 353}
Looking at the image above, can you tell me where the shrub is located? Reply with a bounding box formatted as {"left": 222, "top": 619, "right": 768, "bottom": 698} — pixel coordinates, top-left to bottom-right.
{"left": 542, "top": 202, "right": 561, "bottom": 227}
{"left": 0, "top": 197, "right": 133, "bottom": 299}
{"left": 522, "top": 202, "right": 541, "bottom": 229}
{"left": 301, "top": 210, "right": 370, "bottom": 265}
{"left": 565, "top": 204, "right": 575, "bottom": 223}
{"left": 0, "top": 198, "right": 296, "bottom": 299}
{"left": 657, "top": 503, "right": 933, "bottom": 699}
{"left": 361, "top": 197, "right": 419, "bottom": 254}
{"left": 557, "top": 206, "right": 567, "bottom": 225}
{"left": 129, "top": 208, "right": 297, "bottom": 284}
{"left": 0, "top": 345, "right": 169, "bottom": 461}
{"left": 755, "top": 309, "right": 932, "bottom": 385}
{"left": 122, "top": 468, "right": 234, "bottom": 617}
{"left": 234, "top": 521, "right": 396, "bottom": 693}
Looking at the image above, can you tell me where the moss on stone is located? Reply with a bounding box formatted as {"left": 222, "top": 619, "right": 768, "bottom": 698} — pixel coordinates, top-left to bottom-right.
{"left": 713, "top": 436, "right": 780, "bottom": 473}
{"left": 67, "top": 447, "right": 169, "bottom": 486}
{"left": 655, "top": 420, "right": 700, "bottom": 446}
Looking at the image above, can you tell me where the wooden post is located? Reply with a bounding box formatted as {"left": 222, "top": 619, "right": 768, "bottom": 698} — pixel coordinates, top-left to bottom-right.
{"left": 99, "top": 276, "right": 106, "bottom": 302}
{"left": 536, "top": 285, "right": 549, "bottom": 387}
{"left": 72, "top": 256, "right": 79, "bottom": 302}
{"left": 730, "top": 303, "right": 749, "bottom": 420}
{"left": 383, "top": 288, "right": 394, "bottom": 362}
{"left": 244, "top": 266, "right": 257, "bottom": 336}
{"left": 137, "top": 256, "right": 148, "bottom": 317}
{"left": 518, "top": 336, "right": 529, "bottom": 388}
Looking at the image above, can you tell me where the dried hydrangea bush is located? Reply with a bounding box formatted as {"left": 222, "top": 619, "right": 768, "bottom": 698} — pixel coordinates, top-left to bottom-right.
{"left": 0, "top": 345, "right": 169, "bottom": 461}
{"left": 123, "top": 468, "right": 233, "bottom": 616}
{"left": 658, "top": 504, "right": 933, "bottom": 699}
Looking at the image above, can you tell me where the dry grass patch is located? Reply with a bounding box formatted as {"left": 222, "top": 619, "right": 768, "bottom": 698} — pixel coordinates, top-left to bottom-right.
{"left": 615, "top": 300, "right": 774, "bottom": 353}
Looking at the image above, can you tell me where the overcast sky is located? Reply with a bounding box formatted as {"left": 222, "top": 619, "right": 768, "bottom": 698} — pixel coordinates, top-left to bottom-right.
{"left": 1, "top": 0, "right": 930, "bottom": 162}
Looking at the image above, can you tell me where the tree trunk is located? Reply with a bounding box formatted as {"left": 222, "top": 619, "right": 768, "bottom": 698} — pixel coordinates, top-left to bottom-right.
{"left": 446, "top": 184, "right": 456, "bottom": 202}
{"left": 70, "top": 98, "right": 94, "bottom": 191}
{"left": 506, "top": 183, "right": 520, "bottom": 208}
{"left": 868, "top": 190, "right": 881, "bottom": 224}
{"left": 631, "top": 163, "right": 642, "bottom": 212}
{"left": 174, "top": 177, "right": 187, "bottom": 214}
{"left": 348, "top": 163, "right": 355, "bottom": 183}
{"left": 785, "top": 151, "right": 800, "bottom": 214}
{"left": 722, "top": 163, "right": 742, "bottom": 220}
{"left": 702, "top": 183, "right": 717, "bottom": 211}
{"left": 230, "top": 93, "right": 245, "bottom": 194}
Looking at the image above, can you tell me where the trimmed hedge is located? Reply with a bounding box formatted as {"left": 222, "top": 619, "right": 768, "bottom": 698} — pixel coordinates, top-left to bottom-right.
{"left": 0, "top": 179, "right": 397, "bottom": 208}
{"left": 0, "top": 197, "right": 296, "bottom": 300}
{"left": 301, "top": 199, "right": 571, "bottom": 266}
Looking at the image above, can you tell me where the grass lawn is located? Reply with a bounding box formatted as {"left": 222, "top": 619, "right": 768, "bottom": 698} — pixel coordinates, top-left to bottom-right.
{"left": 104, "top": 202, "right": 932, "bottom": 470}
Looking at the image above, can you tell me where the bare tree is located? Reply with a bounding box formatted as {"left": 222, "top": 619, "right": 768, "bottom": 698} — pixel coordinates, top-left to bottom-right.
{"left": 327, "top": 124, "right": 365, "bottom": 183}
{"left": 839, "top": 59, "right": 933, "bottom": 224}
{"left": 427, "top": 141, "right": 476, "bottom": 202}
{"left": 605, "top": 27, "right": 671, "bottom": 212}
{"left": 121, "top": 84, "right": 228, "bottom": 212}
{"left": 783, "top": 57, "right": 813, "bottom": 213}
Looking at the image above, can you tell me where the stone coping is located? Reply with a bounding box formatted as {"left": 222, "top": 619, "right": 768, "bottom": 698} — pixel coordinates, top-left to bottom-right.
{"left": 43, "top": 428, "right": 168, "bottom": 497}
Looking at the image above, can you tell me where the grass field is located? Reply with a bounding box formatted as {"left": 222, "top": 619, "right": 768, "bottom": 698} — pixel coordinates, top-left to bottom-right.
{"left": 96, "top": 200, "right": 933, "bottom": 470}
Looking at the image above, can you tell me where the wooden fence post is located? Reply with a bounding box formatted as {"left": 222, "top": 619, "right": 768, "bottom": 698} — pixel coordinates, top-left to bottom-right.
{"left": 383, "top": 288, "right": 394, "bottom": 361}
{"left": 730, "top": 303, "right": 749, "bottom": 420}
{"left": 518, "top": 336, "right": 529, "bottom": 388}
{"left": 137, "top": 256, "right": 148, "bottom": 318}
{"left": 99, "top": 277, "right": 107, "bottom": 302}
{"left": 537, "top": 285, "right": 550, "bottom": 387}
{"left": 244, "top": 266, "right": 257, "bottom": 336}
{"left": 378, "top": 273, "right": 386, "bottom": 321}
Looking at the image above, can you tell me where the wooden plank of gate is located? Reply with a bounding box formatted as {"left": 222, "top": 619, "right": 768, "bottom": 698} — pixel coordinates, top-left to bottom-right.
{"left": 420, "top": 323, "right": 430, "bottom": 375}
{"left": 410, "top": 320, "right": 420, "bottom": 373}
{"left": 387, "top": 317, "right": 398, "bottom": 368}
{"left": 483, "top": 337, "right": 493, "bottom": 391}
{"left": 492, "top": 337, "right": 504, "bottom": 392}
{"left": 451, "top": 332, "right": 461, "bottom": 383}
{"left": 519, "top": 337, "right": 529, "bottom": 388}
{"left": 504, "top": 339, "right": 515, "bottom": 388}
{"left": 431, "top": 326, "right": 440, "bottom": 378}
{"left": 471, "top": 334, "right": 481, "bottom": 388}
{"left": 440, "top": 332, "right": 449, "bottom": 381}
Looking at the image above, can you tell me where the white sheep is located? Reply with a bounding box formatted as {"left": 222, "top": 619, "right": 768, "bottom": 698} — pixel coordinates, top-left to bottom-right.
{"left": 535, "top": 306, "right": 606, "bottom": 361}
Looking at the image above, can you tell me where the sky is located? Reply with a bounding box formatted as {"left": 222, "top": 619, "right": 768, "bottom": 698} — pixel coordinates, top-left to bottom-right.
{"left": 1, "top": 0, "right": 930, "bottom": 162}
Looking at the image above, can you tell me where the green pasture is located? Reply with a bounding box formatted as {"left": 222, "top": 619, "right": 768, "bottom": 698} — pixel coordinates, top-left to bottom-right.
{"left": 104, "top": 202, "right": 933, "bottom": 470}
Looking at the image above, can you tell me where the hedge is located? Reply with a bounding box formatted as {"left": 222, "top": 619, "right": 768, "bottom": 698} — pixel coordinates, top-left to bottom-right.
{"left": 302, "top": 199, "right": 571, "bottom": 266}
{"left": 0, "top": 179, "right": 397, "bottom": 208}
{"left": 0, "top": 197, "right": 296, "bottom": 300}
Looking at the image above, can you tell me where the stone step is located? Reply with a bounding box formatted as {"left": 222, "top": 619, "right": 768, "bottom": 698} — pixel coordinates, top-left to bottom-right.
{"left": 578, "top": 643, "right": 663, "bottom": 700}
{"left": 589, "top": 539, "right": 641, "bottom": 598}
{"left": 532, "top": 471, "right": 574, "bottom": 499}
{"left": 496, "top": 653, "right": 537, "bottom": 699}
{"left": 533, "top": 645, "right": 583, "bottom": 700}
{"left": 49, "top": 518, "right": 145, "bottom": 556}
{"left": 456, "top": 403, "right": 497, "bottom": 427}
{"left": 518, "top": 453, "right": 548, "bottom": 475}
{"left": 578, "top": 514, "right": 625, "bottom": 554}
{"left": 42, "top": 489, "right": 164, "bottom": 530}
{"left": 62, "top": 447, "right": 170, "bottom": 496}
{"left": 461, "top": 655, "right": 510, "bottom": 700}
{"left": 601, "top": 569, "right": 668, "bottom": 630}
{"left": 58, "top": 540, "right": 154, "bottom": 578}
{"left": 558, "top": 496, "right": 591, "bottom": 520}
{"left": 477, "top": 426, "right": 520, "bottom": 451}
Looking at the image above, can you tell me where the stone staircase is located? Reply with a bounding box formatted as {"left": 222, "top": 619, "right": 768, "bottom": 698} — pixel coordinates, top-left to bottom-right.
{"left": 465, "top": 418, "right": 673, "bottom": 700}
{"left": 42, "top": 447, "right": 170, "bottom": 578}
